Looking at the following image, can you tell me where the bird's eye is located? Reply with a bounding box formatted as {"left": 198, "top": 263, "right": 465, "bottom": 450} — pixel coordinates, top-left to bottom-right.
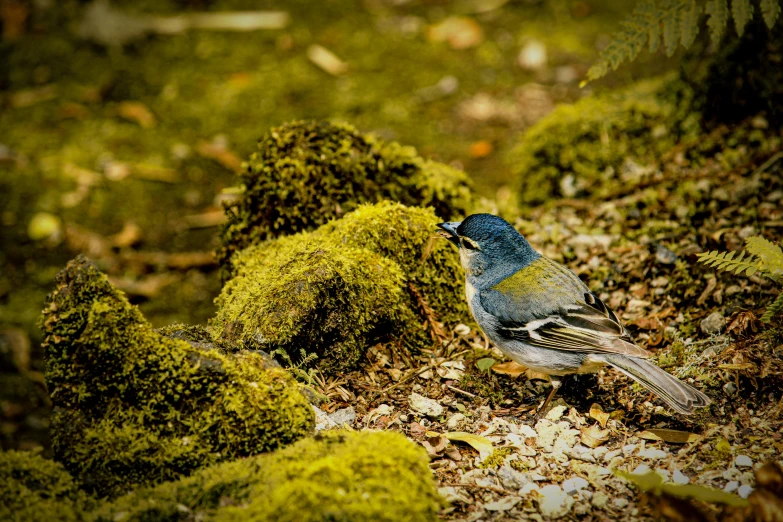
{"left": 461, "top": 238, "right": 480, "bottom": 251}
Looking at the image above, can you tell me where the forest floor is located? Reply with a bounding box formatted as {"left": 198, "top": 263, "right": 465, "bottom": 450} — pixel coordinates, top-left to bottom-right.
{"left": 2, "top": 1, "right": 782, "bottom": 521}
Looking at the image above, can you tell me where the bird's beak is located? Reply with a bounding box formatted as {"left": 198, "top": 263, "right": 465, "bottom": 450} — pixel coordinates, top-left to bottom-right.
{"left": 436, "top": 221, "right": 461, "bottom": 246}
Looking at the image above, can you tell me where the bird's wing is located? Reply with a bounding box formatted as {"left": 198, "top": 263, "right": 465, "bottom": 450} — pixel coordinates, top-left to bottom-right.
{"left": 479, "top": 258, "right": 650, "bottom": 359}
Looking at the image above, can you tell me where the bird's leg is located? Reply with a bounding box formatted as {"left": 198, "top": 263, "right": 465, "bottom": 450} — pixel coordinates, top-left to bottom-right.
{"left": 534, "top": 377, "right": 562, "bottom": 419}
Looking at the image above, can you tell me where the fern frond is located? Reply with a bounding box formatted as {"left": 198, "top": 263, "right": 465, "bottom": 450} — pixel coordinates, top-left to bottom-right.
{"left": 761, "top": 290, "right": 783, "bottom": 322}
{"left": 680, "top": 0, "right": 703, "bottom": 47}
{"left": 732, "top": 0, "right": 754, "bottom": 35}
{"left": 638, "top": 0, "right": 663, "bottom": 51}
{"left": 697, "top": 249, "right": 762, "bottom": 276}
{"left": 745, "top": 236, "right": 783, "bottom": 280}
{"left": 706, "top": 0, "right": 730, "bottom": 43}
{"left": 760, "top": 0, "right": 782, "bottom": 27}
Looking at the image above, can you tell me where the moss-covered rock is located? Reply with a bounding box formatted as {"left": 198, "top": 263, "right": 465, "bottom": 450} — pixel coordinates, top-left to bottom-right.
{"left": 0, "top": 449, "right": 92, "bottom": 522}
{"left": 213, "top": 201, "right": 466, "bottom": 374}
{"left": 508, "top": 74, "right": 700, "bottom": 206}
{"left": 94, "top": 430, "right": 443, "bottom": 522}
{"left": 42, "top": 256, "right": 314, "bottom": 498}
{"left": 217, "top": 120, "right": 473, "bottom": 275}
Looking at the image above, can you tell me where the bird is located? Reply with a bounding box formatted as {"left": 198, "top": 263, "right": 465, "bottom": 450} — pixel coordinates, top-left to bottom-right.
{"left": 437, "top": 214, "right": 711, "bottom": 416}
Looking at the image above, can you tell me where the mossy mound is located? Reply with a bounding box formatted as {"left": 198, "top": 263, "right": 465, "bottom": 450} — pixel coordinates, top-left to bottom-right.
{"left": 94, "top": 430, "right": 443, "bottom": 522}
{"left": 0, "top": 449, "right": 92, "bottom": 522}
{"left": 213, "top": 201, "right": 465, "bottom": 374}
{"left": 42, "top": 256, "right": 314, "bottom": 498}
{"left": 508, "top": 74, "right": 700, "bottom": 206}
{"left": 217, "top": 120, "right": 473, "bottom": 275}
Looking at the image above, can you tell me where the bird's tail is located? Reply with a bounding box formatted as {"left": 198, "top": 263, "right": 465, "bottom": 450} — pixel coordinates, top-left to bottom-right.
{"left": 602, "top": 355, "right": 711, "bottom": 415}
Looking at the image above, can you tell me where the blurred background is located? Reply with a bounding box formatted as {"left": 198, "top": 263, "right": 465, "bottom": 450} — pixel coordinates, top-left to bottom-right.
{"left": 0, "top": 0, "right": 757, "bottom": 452}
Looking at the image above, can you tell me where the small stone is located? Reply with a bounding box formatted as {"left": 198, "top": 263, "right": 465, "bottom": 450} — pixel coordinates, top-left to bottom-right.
{"left": 408, "top": 392, "right": 444, "bottom": 417}
{"left": 498, "top": 465, "right": 532, "bottom": 490}
{"left": 568, "top": 444, "right": 596, "bottom": 463}
{"left": 638, "top": 448, "right": 668, "bottom": 460}
{"left": 603, "top": 449, "right": 622, "bottom": 462}
{"left": 446, "top": 412, "right": 466, "bottom": 429}
{"left": 328, "top": 406, "right": 356, "bottom": 426}
{"left": 723, "top": 382, "right": 737, "bottom": 395}
{"left": 632, "top": 464, "right": 652, "bottom": 475}
{"left": 655, "top": 244, "right": 678, "bottom": 265}
{"left": 521, "top": 482, "right": 539, "bottom": 495}
{"left": 516, "top": 424, "right": 538, "bottom": 438}
{"left": 734, "top": 455, "right": 753, "bottom": 468}
{"left": 313, "top": 405, "right": 338, "bottom": 431}
{"left": 656, "top": 469, "right": 671, "bottom": 482}
{"left": 724, "top": 481, "right": 739, "bottom": 493}
{"left": 562, "top": 477, "right": 589, "bottom": 494}
{"left": 454, "top": 324, "right": 471, "bottom": 336}
{"left": 672, "top": 469, "right": 690, "bottom": 484}
{"left": 485, "top": 496, "right": 521, "bottom": 512}
{"left": 593, "top": 447, "right": 608, "bottom": 460}
{"left": 592, "top": 491, "right": 609, "bottom": 509}
{"left": 701, "top": 311, "right": 725, "bottom": 335}
{"left": 537, "top": 484, "right": 574, "bottom": 518}
{"left": 622, "top": 444, "right": 637, "bottom": 456}
{"left": 534, "top": 419, "right": 564, "bottom": 450}
{"left": 506, "top": 434, "right": 537, "bottom": 456}
{"left": 613, "top": 498, "right": 629, "bottom": 509}
{"left": 738, "top": 484, "right": 754, "bottom": 499}
{"left": 439, "top": 486, "right": 471, "bottom": 504}
{"left": 546, "top": 405, "right": 568, "bottom": 421}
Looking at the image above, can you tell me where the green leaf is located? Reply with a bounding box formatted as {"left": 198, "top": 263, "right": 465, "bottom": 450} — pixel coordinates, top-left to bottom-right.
{"left": 616, "top": 470, "right": 749, "bottom": 507}
{"left": 679, "top": 0, "right": 702, "bottom": 48}
{"left": 706, "top": 0, "right": 729, "bottom": 43}
{"left": 444, "top": 431, "right": 495, "bottom": 459}
{"left": 760, "top": 0, "right": 781, "bottom": 28}
{"left": 731, "top": 0, "right": 754, "bottom": 36}
{"left": 761, "top": 290, "right": 783, "bottom": 323}
{"left": 662, "top": 0, "right": 682, "bottom": 56}
{"left": 475, "top": 357, "right": 496, "bottom": 371}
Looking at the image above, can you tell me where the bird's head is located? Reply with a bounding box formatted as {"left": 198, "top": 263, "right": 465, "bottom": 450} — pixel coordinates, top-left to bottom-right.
{"left": 437, "top": 214, "right": 539, "bottom": 281}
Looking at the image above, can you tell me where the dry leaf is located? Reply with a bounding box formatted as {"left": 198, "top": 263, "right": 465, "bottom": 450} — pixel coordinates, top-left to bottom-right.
{"left": 444, "top": 431, "right": 494, "bottom": 459}
{"left": 638, "top": 429, "right": 701, "bottom": 444}
{"left": 580, "top": 424, "right": 610, "bottom": 448}
{"left": 616, "top": 470, "right": 749, "bottom": 507}
{"left": 491, "top": 361, "right": 527, "bottom": 377}
{"left": 526, "top": 369, "right": 551, "bottom": 382}
{"left": 469, "top": 140, "right": 493, "bottom": 158}
{"left": 307, "top": 44, "right": 348, "bottom": 76}
{"left": 589, "top": 403, "right": 611, "bottom": 428}
{"left": 118, "top": 101, "right": 156, "bottom": 128}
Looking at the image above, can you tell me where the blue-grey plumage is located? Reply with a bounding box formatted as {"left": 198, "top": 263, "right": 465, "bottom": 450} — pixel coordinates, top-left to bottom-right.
{"left": 437, "top": 214, "right": 711, "bottom": 415}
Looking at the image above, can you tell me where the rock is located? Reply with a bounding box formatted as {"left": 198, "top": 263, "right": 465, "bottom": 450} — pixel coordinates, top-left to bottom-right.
{"left": 521, "top": 482, "right": 539, "bottom": 495}
{"left": 546, "top": 405, "right": 568, "bottom": 421}
{"left": 621, "top": 443, "right": 637, "bottom": 456}
{"left": 438, "top": 486, "right": 472, "bottom": 504}
{"left": 723, "top": 381, "right": 738, "bottom": 395}
{"left": 567, "top": 444, "right": 596, "bottom": 463}
{"left": 506, "top": 434, "right": 537, "bottom": 456}
{"left": 734, "top": 455, "right": 753, "bottom": 468}
{"left": 446, "top": 412, "right": 466, "bottom": 429}
{"left": 314, "top": 405, "right": 338, "bottom": 431}
{"left": 498, "top": 465, "right": 533, "bottom": 490}
{"left": 217, "top": 120, "right": 472, "bottom": 271}
{"left": 562, "top": 477, "right": 589, "bottom": 494}
{"left": 738, "top": 484, "right": 754, "bottom": 499}
{"left": 535, "top": 419, "right": 569, "bottom": 451}
{"left": 42, "top": 256, "right": 314, "bottom": 498}
{"left": 215, "top": 202, "right": 468, "bottom": 374}
{"left": 632, "top": 464, "right": 652, "bottom": 475}
{"left": 485, "top": 496, "right": 521, "bottom": 512}
{"left": 328, "top": 406, "right": 356, "bottom": 426}
{"left": 408, "top": 393, "right": 444, "bottom": 417}
{"left": 454, "top": 324, "right": 471, "bottom": 336}
{"left": 672, "top": 469, "right": 690, "bottom": 484}
{"left": 515, "top": 424, "right": 538, "bottom": 439}
{"left": 724, "top": 480, "right": 739, "bottom": 493}
{"left": 603, "top": 449, "right": 622, "bottom": 462}
{"left": 537, "top": 484, "right": 574, "bottom": 518}
{"left": 95, "top": 431, "right": 443, "bottom": 522}
{"left": 701, "top": 311, "right": 725, "bottom": 335}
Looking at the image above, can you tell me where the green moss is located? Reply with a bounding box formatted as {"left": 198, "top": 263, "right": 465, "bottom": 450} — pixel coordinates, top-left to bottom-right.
{"left": 508, "top": 74, "right": 700, "bottom": 206}
{"left": 93, "top": 430, "right": 444, "bottom": 522}
{"left": 217, "top": 120, "right": 473, "bottom": 275}
{"left": 213, "top": 201, "right": 466, "bottom": 374}
{"left": 42, "top": 256, "right": 314, "bottom": 498}
{"left": 479, "top": 448, "right": 513, "bottom": 469}
{"left": 0, "top": 449, "right": 92, "bottom": 522}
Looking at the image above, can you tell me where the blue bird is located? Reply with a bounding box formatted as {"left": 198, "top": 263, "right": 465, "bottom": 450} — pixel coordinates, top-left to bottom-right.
{"left": 438, "top": 214, "right": 711, "bottom": 416}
